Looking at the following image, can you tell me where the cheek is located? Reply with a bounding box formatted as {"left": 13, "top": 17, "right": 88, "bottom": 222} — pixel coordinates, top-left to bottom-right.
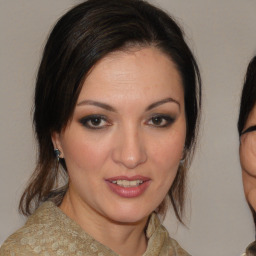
{"left": 61, "top": 132, "right": 110, "bottom": 172}
{"left": 156, "top": 126, "right": 185, "bottom": 173}
{"left": 150, "top": 130, "right": 185, "bottom": 166}
{"left": 149, "top": 132, "right": 185, "bottom": 193}
{"left": 240, "top": 138, "right": 256, "bottom": 176}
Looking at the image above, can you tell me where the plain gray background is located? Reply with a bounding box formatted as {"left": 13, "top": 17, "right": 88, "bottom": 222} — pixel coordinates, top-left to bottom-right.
{"left": 1, "top": 1, "right": 256, "bottom": 255}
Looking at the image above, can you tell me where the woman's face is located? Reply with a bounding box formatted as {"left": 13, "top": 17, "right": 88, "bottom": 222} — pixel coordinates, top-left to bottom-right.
{"left": 240, "top": 104, "right": 256, "bottom": 211}
{"left": 53, "top": 47, "right": 186, "bottom": 223}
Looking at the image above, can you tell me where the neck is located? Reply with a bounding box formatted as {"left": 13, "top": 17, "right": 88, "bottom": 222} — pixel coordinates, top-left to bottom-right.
{"left": 60, "top": 191, "right": 148, "bottom": 256}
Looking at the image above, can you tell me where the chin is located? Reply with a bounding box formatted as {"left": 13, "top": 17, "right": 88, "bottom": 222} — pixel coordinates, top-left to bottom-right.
{"left": 103, "top": 205, "right": 153, "bottom": 224}
{"left": 110, "top": 214, "right": 149, "bottom": 225}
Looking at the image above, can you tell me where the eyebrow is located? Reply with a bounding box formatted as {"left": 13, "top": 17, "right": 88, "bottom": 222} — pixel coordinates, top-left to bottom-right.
{"left": 145, "top": 97, "right": 180, "bottom": 111}
{"left": 77, "top": 100, "right": 116, "bottom": 112}
{"left": 77, "top": 97, "right": 180, "bottom": 112}
{"left": 241, "top": 125, "right": 256, "bottom": 135}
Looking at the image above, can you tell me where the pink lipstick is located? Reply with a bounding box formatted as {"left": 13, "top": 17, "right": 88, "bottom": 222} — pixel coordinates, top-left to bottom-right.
{"left": 105, "top": 175, "right": 151, "bottom": 198}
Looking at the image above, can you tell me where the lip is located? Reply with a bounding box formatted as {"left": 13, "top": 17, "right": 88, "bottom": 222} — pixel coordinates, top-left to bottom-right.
{"left": 105, "top": 175, "right": 151, "bottom": 198}
{"left": 106, "top": 175, "right": 150, "bottom": 182}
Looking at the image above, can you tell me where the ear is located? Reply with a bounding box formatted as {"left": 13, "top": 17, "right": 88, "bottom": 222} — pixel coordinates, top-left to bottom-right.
{"left": 51, "top": 132, "right": 65, "bottom": 158}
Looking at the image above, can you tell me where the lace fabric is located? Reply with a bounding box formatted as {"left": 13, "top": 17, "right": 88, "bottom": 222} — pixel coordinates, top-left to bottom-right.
{"left": 0, "top": 201, "right": 190, "bottom": 256}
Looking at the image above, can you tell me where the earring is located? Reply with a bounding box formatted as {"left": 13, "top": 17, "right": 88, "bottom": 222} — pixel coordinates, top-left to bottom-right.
{"left": 180, "top": 154, "right": 186, "bottom": 165}
{"left": 180, "top": 148, "right": 186, "bottom": 165}
{"left": 54, "top": 148, "right": 61, "bottom": 162}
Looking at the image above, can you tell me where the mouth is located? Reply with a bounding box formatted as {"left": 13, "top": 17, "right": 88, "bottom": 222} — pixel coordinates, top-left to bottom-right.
{"left": 106, "top": 175, "right": 150, "bottom": 186}
{"left": 105, "top": 176, "right": 151, "bottom": 198}
{"left": 110, "top": 180, "right": 144, "bottom": 187}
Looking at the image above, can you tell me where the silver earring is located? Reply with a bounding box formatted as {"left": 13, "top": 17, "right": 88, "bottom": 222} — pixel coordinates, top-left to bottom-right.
{"left": 180, "top": 154, "right": 185, "bottom": 165}
{"left": 54, "top": 148, "right": 61, "bottom": 162}
{"left": 180, "top": 148, "right": 186, "bottom": 165}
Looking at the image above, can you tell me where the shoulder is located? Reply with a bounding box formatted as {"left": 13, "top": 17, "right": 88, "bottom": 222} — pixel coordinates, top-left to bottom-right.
{"left": 0, "top": 218, "right": 58, "bottom": 256}
{"left": 0, "top": 202, "right": 60, "bottom": 256}
{"left": 0, "top": 226, "right": 42, "bottom": 256}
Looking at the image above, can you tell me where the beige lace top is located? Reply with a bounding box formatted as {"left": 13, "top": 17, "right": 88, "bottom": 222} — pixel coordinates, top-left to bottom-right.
{"left": 0, "top": 202, "right": 190, "bottom": 256}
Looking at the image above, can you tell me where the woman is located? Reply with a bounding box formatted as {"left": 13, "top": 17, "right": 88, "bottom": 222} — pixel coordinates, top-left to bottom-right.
{"left": 0, "top": 0, "right": 201, "bottom": 255}
{"left": 238, "top": 56, "right": 256, "bottom": 256}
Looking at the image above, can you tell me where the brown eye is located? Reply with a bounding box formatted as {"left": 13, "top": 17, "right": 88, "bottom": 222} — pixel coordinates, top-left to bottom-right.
{"left": 147, "top": 115, "right": 175, "bottom": 128}
{"left": 79, "top": 115, "right": 110, "bottom": 129}
{"left": 151, "top": 116, "right": 164, "bottom": 126}
{"left": 90, "top": 117, "right": 102, "bottom": 126}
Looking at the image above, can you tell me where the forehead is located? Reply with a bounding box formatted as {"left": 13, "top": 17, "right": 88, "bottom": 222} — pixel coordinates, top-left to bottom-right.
{"left": 78, "top": 47, "right": 184, "bottom": 103}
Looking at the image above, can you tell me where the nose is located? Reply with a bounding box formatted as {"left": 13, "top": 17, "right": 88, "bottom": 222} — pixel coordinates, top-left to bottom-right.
{"left": 112, "top": 126, "right": 147, "bottom": 169}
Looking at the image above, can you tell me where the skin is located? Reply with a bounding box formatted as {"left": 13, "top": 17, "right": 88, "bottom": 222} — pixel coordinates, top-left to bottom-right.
{"left": 52, "top": 47, "right": 186, "bottom": 256}
{"left": 240, "top": 104, "right": 256, "bottom": 211}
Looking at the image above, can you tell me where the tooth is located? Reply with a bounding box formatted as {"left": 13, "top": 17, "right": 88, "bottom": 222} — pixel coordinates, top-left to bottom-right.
{"left": 123, "top": 180, "right": 129, "bottom": 186}
{"left": 130, "top": 180, "right": 137, "bottom": 186}
{"left": 113, "top": 180, "right": 144, "bottom": 187}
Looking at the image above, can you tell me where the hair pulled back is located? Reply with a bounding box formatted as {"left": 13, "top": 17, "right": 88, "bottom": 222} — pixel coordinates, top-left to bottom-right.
{"left": 20, "top": 0, "right": 201, "bottom": 223}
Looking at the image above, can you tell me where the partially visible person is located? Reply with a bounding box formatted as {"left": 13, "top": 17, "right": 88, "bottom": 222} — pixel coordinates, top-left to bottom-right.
{"left": 238, "top": 56, "right": 256, "bottom": 256}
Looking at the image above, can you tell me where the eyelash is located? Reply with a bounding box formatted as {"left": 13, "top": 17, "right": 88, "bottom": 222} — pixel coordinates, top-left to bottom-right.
{"left": 146, "top": 114, "right": 175, "bottom": 128}
{"left": 241, "top": 125, "right": 256, "bottom": 135}
{"left": 78, "top": 114, "right": 175, "bottom": 130}
{"left": 79, "top": 115, "right": 111, "bottom": 129}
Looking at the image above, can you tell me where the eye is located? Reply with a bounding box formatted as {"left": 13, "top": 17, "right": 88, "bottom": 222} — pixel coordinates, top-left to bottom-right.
{"left": 241, "top": 125, "right": 256, "bottom": 135}
{"left": 147, "top": 114, "right": 175, "bottom": 128}
{"left": 79, "top": 115, "right": 111, "bottom": 129}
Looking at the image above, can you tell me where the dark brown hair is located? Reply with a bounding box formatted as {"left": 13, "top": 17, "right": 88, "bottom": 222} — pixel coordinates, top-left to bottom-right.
{"left": 19, "top": 0, "right": 201, "bottom": 223}
{"left": 238, "top": 56, "right": 256, "bottom": 135}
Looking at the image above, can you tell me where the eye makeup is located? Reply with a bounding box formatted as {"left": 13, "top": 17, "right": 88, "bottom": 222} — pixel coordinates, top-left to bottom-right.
{"left": 146, "top": 114, "right": 175, "bottom": 128}
{"left": 78, "top": 114, "right": 111, "bottom": 130}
